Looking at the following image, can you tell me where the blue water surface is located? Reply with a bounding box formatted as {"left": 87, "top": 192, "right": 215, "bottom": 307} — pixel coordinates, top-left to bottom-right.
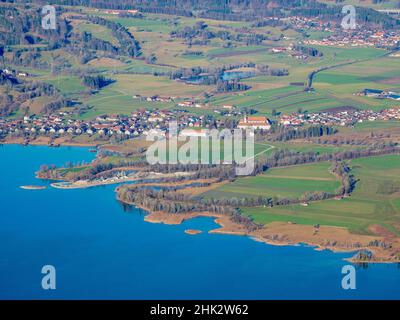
{"left": 0, "top": 145, "right": 399, "bottom": 299}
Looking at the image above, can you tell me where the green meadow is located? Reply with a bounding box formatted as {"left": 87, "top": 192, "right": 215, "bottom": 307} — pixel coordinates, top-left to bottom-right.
{"left": 241, "top": 155, "right": 400, "bottom": 235}
{"left": 151, "top": 138, "right": 274, "bottom": 164}
{"left": 76, "top": 21, "right": 120, "bottom": 46}
{"left": 44, "top": 76, "right": 87, "bottom": 97}
{"left": 313, "top": 55, "right": 400, "bottom": 111}
{"left": 268, "top": 142, "right": 364, "bottom": 154}
{"left": 16, "top": 9, "right": 397, "bottom": 120}
{"left": 204, "top": 162, "right": 340, "bottom": 200}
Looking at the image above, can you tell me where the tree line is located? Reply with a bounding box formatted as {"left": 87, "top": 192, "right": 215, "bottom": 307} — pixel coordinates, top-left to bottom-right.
{"left": 252, "top": 145, "right": 400, "bottom": 176}
{"left": 30, "top": 0, "right": 398, "bottom": 28}
{"left": 257, "top": 125, "right": 338, "bottom": 142}
{"left": 81, "top": 74, "right": 114, "bottom": 89}
{"left": 117, "top": 184, "right": 262, "bottom": 231}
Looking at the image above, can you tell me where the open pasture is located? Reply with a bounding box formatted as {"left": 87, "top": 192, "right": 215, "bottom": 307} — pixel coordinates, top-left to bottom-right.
{"left": 204, "top": 162, "right": 340, "bottom": 200}
{"left": 242, "top": 155, "right": 400, "bottom": 235}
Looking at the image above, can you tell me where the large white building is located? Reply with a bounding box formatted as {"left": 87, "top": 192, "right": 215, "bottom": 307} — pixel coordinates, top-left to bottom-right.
{"left": 180, "top": 128, "right": 209, "bottom": 138}
{"left": 237, "top": 116, "right": 271, "bottom": 130}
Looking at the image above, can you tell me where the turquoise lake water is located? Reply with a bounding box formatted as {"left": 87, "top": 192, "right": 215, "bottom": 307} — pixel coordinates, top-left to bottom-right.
{"left": 0, "top": 145, "right": 399, "bottom": 299}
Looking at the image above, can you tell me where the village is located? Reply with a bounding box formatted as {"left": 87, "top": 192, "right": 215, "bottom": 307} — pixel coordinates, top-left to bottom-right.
{"left": 1, "top": 104, "right": 399, "bottom": 140}
{"left": 285, "top": 15, "right": 400, "bottom": 49}
{"left": 303, "top": 30, "right": 400, "bottom": 48}
{"left": 0, "top": 104, "right": 250, "bottom": 140}
{"left": 0, "top": 109, "right": 204, "bottom": 139}
{"left": 279, "top": 107, "right": 400, "bottom": 127}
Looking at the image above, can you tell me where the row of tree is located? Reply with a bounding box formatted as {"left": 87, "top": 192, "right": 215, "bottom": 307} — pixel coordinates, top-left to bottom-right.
{"left": 117, "top": 184, "right": 261, "bottom": 231}
{"left": 293, "top": 45, "right": 323, "bottom": 57}
{"left": 32, "top": 0, "right": 399, "bottom": 28}
{"left": 257, "top": 125, "right": 338, "bottom": 142}
{"left": 87, "top": 15, "right": 141, "bottom": 58}
{"left": 252, "top": 145, "right": 400, "bottom": 176}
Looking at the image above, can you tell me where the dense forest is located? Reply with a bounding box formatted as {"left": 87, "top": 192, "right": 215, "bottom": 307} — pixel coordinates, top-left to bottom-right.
{"left": 0, "top": 4, "right": 141, "bottom": 61}
{"left": 9, "top": 0, "right": 398, "bottom": 28}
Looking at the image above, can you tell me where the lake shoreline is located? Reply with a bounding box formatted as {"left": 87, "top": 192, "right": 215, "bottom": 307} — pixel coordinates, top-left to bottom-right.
{"left": 9, "top": 142, "right": 399, "bottom": 264}
{"left": 2, "top": 136, "right": 99, "bottom": 148}
{"left": 2, "top": 143, "right": 399, "bottom": 299}
{"left": 117, "top": 194, "right": 400, "bottom": 264}
{"left": 49, "top": 172, "right": 194, "bottom": 189}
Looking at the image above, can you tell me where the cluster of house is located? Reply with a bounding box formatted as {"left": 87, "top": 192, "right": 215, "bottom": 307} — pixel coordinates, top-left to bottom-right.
{"left": 303, "top": 30, "right": 400, "bottom": 48}
{"left": 177, "top": 101, "right": 243, "bottom": 114}
{"left": 177, "top": 100, "right": 206, "bottom": 108}
{"left": 284, "top": 16, "right": 336, "bottom": 34}
{"left": 279, "top": 108, "right": 400, "bottom": 127}
{"left": 98, "top": 9, "right": 139, "bottom": 15}
{"left": 133, "top": 97, "right": 240, "bottom": 115}
{"left": 357, "top": 89, "right": 400, "bottom": 101}
{"left": 269, "top": 46, "right": 308, "bottom": 59}
{"left": 2, "top": 104, "right": 398, "bottom": 140}
{"left": 0, "top": 106, "right": 275, "bottom": 140}
{"left": 281, "top": 15, "right": 399, "bottom": 49}
{"left": 175, "top": 98, "right": 227, "bottom": 108}
{"left": 0, "top": 110, "right": 209, "bottom": 138}
{"left": 179, "top": 116, "right": 271, "bottom": 137}
{"left": 132, "top": 95, "right": 175, "bottom": 103}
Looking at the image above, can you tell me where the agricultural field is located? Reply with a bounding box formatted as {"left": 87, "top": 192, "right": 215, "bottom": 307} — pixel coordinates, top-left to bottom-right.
{"left": 268, "top": 141, "right": 365, "bottom": 154}
{"left": 149, "top": 139, "right": 275, "bottom": 164}
{"left": 203, "top": 162, "right": 341, "bottom": 200}
{"left": 313, "top": 55, "right": 400, "bottom": 111}
{"left": 75, "top": 21, "right": 120, "bottom": 46}
{"left": 241, "top": 155, "right": 400, "bottom": 235}
{"left": 4, "top": 6, "right": 398, "bottom": 120}
{"left": 2, "top": 0, "right": 400, "bottom": 301}
{"left": 79, "top": 74, "right": 209, "bottom": 118}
